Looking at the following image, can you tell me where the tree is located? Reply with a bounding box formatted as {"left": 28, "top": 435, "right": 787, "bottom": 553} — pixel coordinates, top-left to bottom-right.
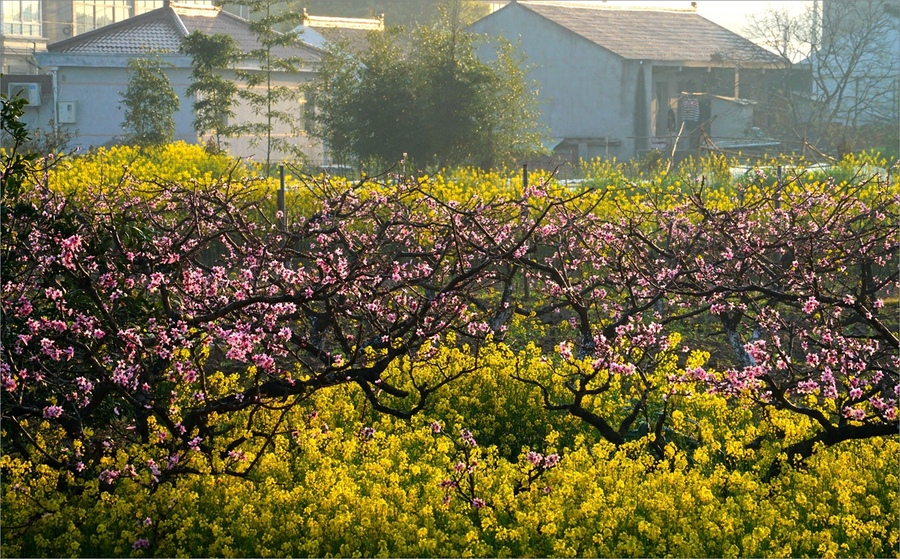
{"left": 3, "top": 93, "right": 896, "bottom": 493}
{"left": 508, "top": 168, "right": 898, "bottom": 474}
{"left": 308, "top": 9, "right": 545, "bottom": 170}
{"left": 0, "top": 147, "right": 566, "bottom": 488}
{"left": 224, "top": 0, "right": 308, "bottom": 172}
{"left": 119, "top": 56, "right": 180, "bottom": 147}
{"left": 181, "top": 31, "right": 240, "bottom": 153}
{"left": 745, "top": 0, "right": 900, "bottom": 154}
{"left": 1, "top": 95, "right": 39, "bottom": 200}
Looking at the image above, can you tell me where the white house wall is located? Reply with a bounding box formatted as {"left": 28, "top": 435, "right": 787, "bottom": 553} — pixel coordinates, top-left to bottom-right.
{"left": 52, "top": 60, "right": 197, "bottom": 149}
{"left": 33, "top": 52, "right": 322, "bottom": 163}
{"left": 223, "top": 72, "right": 324, "bottom": 164}
{"left": 470, "top": 5, "right": 636, "bottom": 161}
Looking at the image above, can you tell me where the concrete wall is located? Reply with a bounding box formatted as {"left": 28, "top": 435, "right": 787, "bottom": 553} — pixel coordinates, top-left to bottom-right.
{"left": 470, "top": 3, "right": 636, "bottom": 161}
{"left": 708, "top": 97, "right": 754, "bottom": 139}
{"left": 47, "top": 56, "right": 196, "bottom": 149}
{"left": 31, "top": 51, "right": 323, "bottom": 163}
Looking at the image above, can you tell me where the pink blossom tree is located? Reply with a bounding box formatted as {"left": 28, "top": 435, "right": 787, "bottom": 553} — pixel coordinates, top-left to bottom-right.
{"left": 510, "top": 172, "right": 898, "bottom": 473}
{"left": 1, "top": 136, "right": 582, "bottom": 484}
{"left": 2, "top": 100, "right": 896, "bottom": 486}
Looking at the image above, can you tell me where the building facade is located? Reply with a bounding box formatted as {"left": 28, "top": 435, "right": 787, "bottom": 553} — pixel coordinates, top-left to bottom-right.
{"left": 469, "top": 1, "right": 788, "bottom": 161}
{"left": 19, "top": 2, "right": 323, "bottom": 162}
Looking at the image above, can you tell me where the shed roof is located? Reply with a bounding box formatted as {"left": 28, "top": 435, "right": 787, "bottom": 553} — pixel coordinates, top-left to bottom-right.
{"left": 513, "top": 1, "right": 784, "bottom": 67}
{"left": 47, "top": 2, "right": 321, "bottom": 62}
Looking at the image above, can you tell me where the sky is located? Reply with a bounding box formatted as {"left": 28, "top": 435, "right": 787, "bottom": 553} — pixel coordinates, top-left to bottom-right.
{"left": 594, "top": 1, "right": 813, "bottom": 37}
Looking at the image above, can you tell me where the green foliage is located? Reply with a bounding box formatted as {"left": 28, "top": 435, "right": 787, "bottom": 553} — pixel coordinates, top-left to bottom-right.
{"left": 309, "top": 12, "right": 545, "bottom": 170}
{"left": 180, "top": 31, "right": 240, "bottom": 153}
{"left": 119, "top": 56, "right": 180, "bottom": 148}
{"left": 1, "top": 95, "right": 39, "bottom": 200}
{"left": 226, "top": 0, "right": 307, "bottom": 171}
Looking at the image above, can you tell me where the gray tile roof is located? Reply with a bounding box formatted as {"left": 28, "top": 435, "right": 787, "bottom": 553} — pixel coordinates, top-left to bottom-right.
{"left": 47, "top": 3, "right": 321, "bottom": 62}
{"left": 48, "top": 10, "right": 184, "bottom": 54}
{"left": 517, "top": 1, "right": 784, "bottom": 66}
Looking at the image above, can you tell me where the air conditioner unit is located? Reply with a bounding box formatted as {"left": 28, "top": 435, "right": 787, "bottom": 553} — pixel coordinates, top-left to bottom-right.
{"left": 8, "top": 82, "right": 42, "bottom": 106}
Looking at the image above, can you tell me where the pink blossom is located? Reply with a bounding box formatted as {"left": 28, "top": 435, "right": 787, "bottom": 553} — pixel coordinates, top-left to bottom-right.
{"left": 75, "top": 376, "right": 93, "bottom": 392}
{"left": 842, "top": 407, "right": 865, "bottom": 421}
{"left": 147, "top": 272, "right": 165, "bottom": 292}
{"left": 16, "top": 298, "right": 33, "bottom": 317}
{"left": 43, "top": 405, "right": 63, "bottom": 419}
{"left": 796, "top": 380, "right": 819, "bottom": 394}
{"left": 252, "top": 353, "right": 275, "bottom": 372}
{"left": 543, "top": 453, "right": 561, "bottom": 468}
{"left": 99, "top": 469, "right": 119, "bottom": 484}
{"left": 802, "top": 296, "right": 820, "bottom": 314}
{"left": 2, "top": 376, "right": 17, "bottom": 391}
{"left": 609, "top": 362, "right": 637, "bottom": 376}
{"left": 460, "top": 428, "right": 477, "bottom": 447}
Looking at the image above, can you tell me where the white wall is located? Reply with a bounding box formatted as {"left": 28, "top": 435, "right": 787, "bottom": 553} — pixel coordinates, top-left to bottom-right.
{"left": 33, "top": 52, "right": 323, "bottom": 163}
{"left": 470, "top": 4, "right": 635, "bottom": 161}
{"left": 51, "top": 59, "right": 196, "bottom": 150}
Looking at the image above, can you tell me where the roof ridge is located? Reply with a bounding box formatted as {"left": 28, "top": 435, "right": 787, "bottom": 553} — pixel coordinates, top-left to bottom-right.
{"left": 171, "top": 2, "right": 220, "bottom": 18}
{"left": 301, "top": 9, "right": 384, "bottom": 30}
{"left": 519, "top": 1, "right": 697, "bottom": 13}
{"left": 168, "top": 5, "right": 190, "bottom": 36}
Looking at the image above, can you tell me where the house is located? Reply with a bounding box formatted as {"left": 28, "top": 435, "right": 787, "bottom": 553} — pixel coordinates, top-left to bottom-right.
{"left": 468, "top": 1, "right": 788, "bottom": 162}
{"left": 21, "top": 1, "right": 324, "bottom": 162}
{"left": 1, "top": 0, "right": 231, "bottom": 75}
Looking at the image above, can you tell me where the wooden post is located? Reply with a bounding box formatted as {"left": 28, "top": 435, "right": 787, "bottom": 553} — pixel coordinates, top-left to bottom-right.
{"left": 278, "top": 164, "right": 286, "bottom": 232}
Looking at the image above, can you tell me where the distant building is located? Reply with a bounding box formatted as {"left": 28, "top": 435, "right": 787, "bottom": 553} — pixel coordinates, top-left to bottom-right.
{"left": 16, "top": 2, "right": 324, "bottom": 161}
{"left": 469, "top": 1, "right": 788, "bottom": 161}
{"left": 1, "top": 0, "right": 230, "bottom": 74}
{"left": 293, "top": 9, "right": 384, "bottom": 51}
